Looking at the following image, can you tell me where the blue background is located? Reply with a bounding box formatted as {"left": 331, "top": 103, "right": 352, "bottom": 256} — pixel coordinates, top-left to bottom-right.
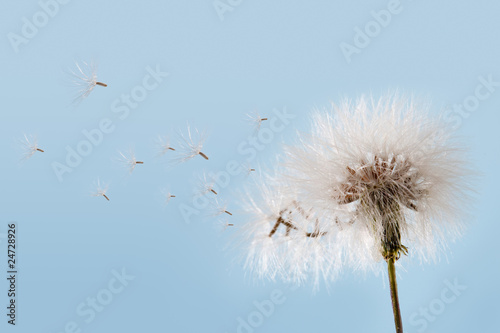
{"left": 0, "top": 0, "right": 499, "bottom": 332}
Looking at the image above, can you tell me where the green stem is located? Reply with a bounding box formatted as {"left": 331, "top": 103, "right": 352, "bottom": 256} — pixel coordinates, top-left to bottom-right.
{"left": 387, "top": 257, "right": 403, "bottom": 333}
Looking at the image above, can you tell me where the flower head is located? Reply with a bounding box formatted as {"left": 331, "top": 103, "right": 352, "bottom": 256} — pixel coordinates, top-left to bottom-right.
{"left": 70, "top": 61, "right": 107, "bottom": 104}
{"left": 288, "top": 94, "right": 470, "bottom": 262}
{"left": 241, "top": 94, "right": 472, "bottom": 285}
{"left": 20, "top": 134, "right": 44, "bottom": 161}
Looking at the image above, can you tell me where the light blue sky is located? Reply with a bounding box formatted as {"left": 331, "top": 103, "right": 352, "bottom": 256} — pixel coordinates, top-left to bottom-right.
{"left": 1, "top": 1, "right": 499, "bottom": 332}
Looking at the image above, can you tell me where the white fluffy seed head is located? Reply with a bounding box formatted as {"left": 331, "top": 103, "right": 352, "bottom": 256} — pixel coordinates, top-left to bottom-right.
{"left": 240, "top": 94, "right": 473, "bottom": 287}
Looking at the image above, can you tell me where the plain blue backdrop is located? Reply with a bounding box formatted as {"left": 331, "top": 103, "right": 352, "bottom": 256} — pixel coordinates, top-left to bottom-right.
{"left": 1, "top": 1, "right": 499, "bottom": 332}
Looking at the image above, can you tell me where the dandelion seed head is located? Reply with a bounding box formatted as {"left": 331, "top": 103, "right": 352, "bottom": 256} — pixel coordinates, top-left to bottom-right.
{"left": 285, "top": 94, "right": 472, "bottom": 264}
{"left": 239, "top": 94, "right": 473, "bottom": 287}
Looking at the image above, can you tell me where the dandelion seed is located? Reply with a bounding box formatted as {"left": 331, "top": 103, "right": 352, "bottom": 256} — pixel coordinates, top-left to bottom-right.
{"left": 240, "top": 162, "right": 257, "bottom": 176}
{"left": 217, "top": 218, "right": 235, "bottom": 232}
{"left": 246, "top": 111, "right": 268, "bottom": 131}
{"left": 92, "top": 179, "right": 110, "bottom": 201}
{"left": 175, "top": 125, "right": 209, "bottom": 162}
{"left": 70, "top": 61, "right": 107, "bottom": 104}
{"left": 20, "top": 134, "right": 44, "bottom": 160}
{"left": 117, "top": 149, "right": 144, "bottom": 174}
{"left": 156, "top": 136, "right": 176, "bottom": 156}
{"left": 197, "top": 172, "right": 218, "bottom": 195}
{"left": 211, "top": 199, "right": 233, "bottom": 216}
{"left": 161, "top": 188, "right": 176, "bottom": 205}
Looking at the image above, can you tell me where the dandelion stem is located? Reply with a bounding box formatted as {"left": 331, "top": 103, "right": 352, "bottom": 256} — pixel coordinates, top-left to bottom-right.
{"left": 96, "top": 82, "right": 107, "bottom": 87}
{"left": 387, "top": 257, "right": 403, "bottom": 333}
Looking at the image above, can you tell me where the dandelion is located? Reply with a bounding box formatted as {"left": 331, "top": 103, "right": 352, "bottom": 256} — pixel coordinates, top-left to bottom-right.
{"left": 242, "top": 94, "right": 472, "bottom": 332}
{"left": 70, "top": 61, "right": 107, "bottom": 103}
{"left": 175, "top": 125, "right": 209, "bottom": 162}
{"left": 92, "top": 179, "right": 110, "bottom": 201}
{"left": 117, "top": 149, "right": 144, "bottom": 174}
{"left": 156, "top": 135, "right": 176, "bottom": 156}
{"left": 246, "top": 111, "right": 268, "bottom": 131}
{"left": 20, "top": 134, "right": 44, "bottom": 160}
